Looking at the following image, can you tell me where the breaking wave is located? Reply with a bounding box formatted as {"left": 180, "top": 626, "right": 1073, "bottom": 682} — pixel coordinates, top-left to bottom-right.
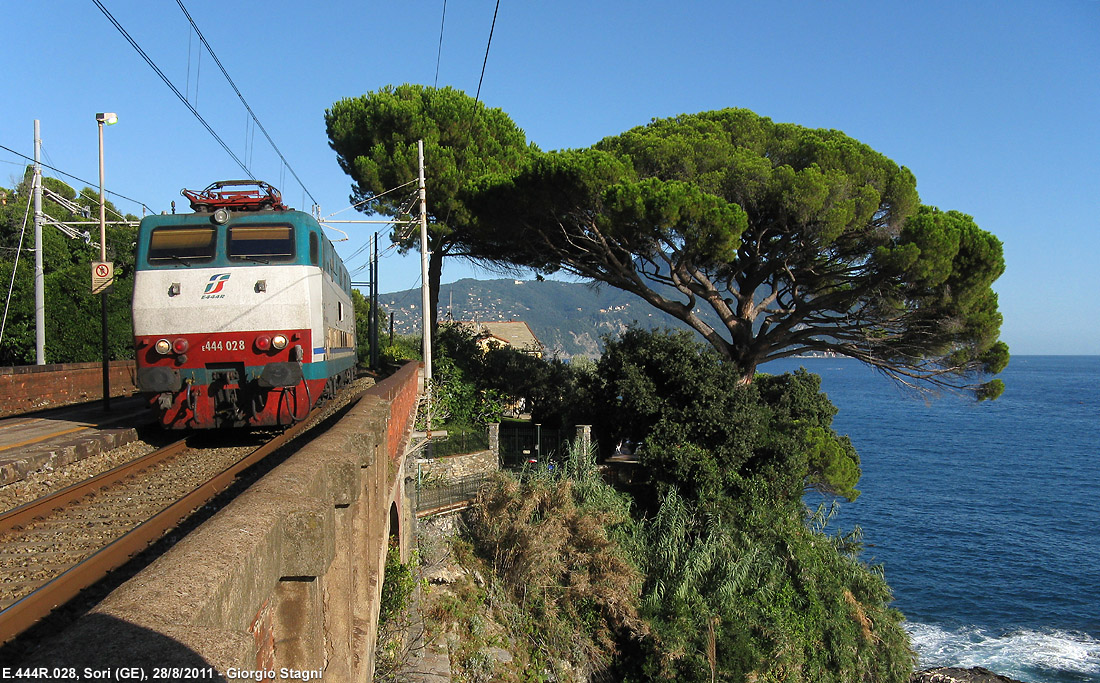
{"left": 907, "top": 622, "right": 1100, "bottom": 682}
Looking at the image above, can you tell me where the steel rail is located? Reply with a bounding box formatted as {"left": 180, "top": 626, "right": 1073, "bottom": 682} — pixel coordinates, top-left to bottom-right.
{"left": 0, "top": 438, "right": 189, "bottom": 533}
{"left": 0, "top": 384, "right": 368, "bottom": 644}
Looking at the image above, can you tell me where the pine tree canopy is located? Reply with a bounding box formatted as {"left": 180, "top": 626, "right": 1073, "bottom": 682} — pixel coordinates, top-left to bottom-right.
{"left": 464, "top": 108, "right": 1008, "bottom": 398}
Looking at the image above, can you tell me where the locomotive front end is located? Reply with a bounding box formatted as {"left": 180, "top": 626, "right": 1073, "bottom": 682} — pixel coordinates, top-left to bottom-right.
{"left": 132, "top": 182, "right": 355, "bottom": 429}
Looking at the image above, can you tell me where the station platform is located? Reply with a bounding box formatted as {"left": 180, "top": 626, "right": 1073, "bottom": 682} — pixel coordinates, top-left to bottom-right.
{"left": 0, "top": 396, "right": 153, "bottom": 487}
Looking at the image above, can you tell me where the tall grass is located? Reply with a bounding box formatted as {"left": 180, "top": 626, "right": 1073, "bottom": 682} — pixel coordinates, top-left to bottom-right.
{"left": 464, "top": 440, "right": 646, "bottom": 680}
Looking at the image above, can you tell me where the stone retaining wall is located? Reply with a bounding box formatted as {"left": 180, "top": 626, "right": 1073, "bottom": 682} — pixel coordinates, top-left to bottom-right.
{"left": 418, "top": 448, "right": 498, "bottom": 482}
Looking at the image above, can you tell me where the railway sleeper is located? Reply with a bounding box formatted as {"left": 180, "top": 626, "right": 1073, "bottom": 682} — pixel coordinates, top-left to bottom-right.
{"left": 0, "top": 549, "right": 88, "bottom": 569}
{"left": 0, "top": 582, "right": 55, "bottom": 607}
{"left": 9, "top": 525, "right": 129, "bottom": 541}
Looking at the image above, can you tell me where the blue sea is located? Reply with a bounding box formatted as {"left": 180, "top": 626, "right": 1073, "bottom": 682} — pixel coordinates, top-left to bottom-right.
{"left": 762, "top": 355, "right": 1100, "bottom": 683}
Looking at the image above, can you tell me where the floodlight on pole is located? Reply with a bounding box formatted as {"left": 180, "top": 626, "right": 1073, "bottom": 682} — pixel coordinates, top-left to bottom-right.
{"left": 96, "top": 112, "right": 117, "bottom": 411}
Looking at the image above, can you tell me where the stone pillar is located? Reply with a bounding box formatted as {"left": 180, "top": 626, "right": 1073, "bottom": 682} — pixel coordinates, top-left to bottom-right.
{"left": 488, "top": 423, "right": 500, "bottom": 457}
{"left": 576, "top": 425, "right": 592, "bottom": 455}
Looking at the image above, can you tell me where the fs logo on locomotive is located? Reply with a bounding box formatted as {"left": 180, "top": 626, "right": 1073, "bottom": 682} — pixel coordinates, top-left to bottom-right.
{"left": 202, "top": 273, "right": 231, "bottom": 299}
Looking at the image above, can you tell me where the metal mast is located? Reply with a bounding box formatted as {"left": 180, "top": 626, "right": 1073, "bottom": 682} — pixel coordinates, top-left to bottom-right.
{"left": 33, "top": 121, "right": 44, "bottom": 365}
{"left": 368, "top": 232, "right": 380, "bottom": 370}
{"left": 371, "top": 233, "right": 380, "bottom": 369}
{"left": 418, "top": 140, "right": 432, "bottom": 416}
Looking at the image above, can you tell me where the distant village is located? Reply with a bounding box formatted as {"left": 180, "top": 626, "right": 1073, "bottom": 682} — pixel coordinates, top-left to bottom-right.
{"left": 382, "top": 283, "right": 532, "bottom": 335}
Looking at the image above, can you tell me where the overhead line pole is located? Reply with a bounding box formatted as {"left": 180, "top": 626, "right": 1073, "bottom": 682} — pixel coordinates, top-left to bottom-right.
{"left": 418, "top": 140, "right": 432, "bottom": 425}
{"left": 33, "top": 121, "right": 44, "bottom": 365}
{"left": 367, "top": 234, "right": 374, "bottom": 369}
{"left": 370, "top": 233, "right": 379, "bottom": 370}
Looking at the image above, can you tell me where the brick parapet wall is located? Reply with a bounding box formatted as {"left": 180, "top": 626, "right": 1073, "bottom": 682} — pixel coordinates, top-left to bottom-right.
{"left": 365, "top": 361, "right": 420, "bottom": 461}
{"left": 0, "top": 361, "right": 138, "bottom": 417}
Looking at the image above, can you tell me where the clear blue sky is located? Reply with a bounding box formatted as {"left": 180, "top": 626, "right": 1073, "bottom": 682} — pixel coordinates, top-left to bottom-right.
{"left": 2, "top": 1, "right": 1097, "bottom": 354}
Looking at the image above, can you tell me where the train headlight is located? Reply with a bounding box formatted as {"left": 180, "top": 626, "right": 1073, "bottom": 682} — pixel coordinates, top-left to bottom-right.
{"left": 213, "top": 208, "right": 230, "bottom": 224}
{"left": 255, "top": 335, "right": 271, "bottom": 351}
{"left": 172, "top": 338, "right": 190, "bottom": 354}
{"left": 154, "top": 339, "right": 172, "bottom": 355}
{"left": 272, "top": 334, "right": 288, "bottom": 350}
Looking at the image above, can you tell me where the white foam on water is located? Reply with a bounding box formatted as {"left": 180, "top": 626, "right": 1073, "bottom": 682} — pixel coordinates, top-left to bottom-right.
{"left": 907, "top": 622, "right": 1100, "bottom": 680}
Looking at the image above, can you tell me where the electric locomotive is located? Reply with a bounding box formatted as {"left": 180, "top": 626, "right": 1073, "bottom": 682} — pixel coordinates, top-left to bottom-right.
{"left": 132, "top": 180, "right": 356, "bottom": 429}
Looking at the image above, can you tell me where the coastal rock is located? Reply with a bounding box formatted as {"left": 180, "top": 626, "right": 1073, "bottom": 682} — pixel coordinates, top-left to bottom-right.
{"left": 422, "top": 564, "right": 464, "bottom": 585}
{"left": 910, "top": 667, "right": 1029, "bottom": 683}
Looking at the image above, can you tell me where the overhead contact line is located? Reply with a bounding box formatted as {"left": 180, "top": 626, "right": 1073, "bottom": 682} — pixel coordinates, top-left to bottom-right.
{"left": 174, "top": 0, "right": 317, "bottom": 206}
{"left": 91, "top": 0, "right": 255, "bottom": 180}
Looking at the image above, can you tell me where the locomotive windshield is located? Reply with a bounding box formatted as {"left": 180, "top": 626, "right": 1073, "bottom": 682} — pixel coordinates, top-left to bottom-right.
{"left": 148, "top": 226, "right": 216, "bottom": 262}
{"left": 228, "top": 224, "right": 295, "bottom": 262}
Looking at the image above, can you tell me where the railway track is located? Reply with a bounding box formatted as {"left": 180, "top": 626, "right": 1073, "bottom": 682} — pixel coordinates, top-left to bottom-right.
{"left": 0, "top": 381, "right": 372, "bottom": 644}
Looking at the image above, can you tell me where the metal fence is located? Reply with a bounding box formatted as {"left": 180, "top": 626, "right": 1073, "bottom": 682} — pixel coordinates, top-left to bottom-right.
{"left": 425, "top": 428, "right": 490, "bottom": 458}
{"left": 498, "top": 423, "right": 569, "bottom": 467}
{"left": 416, "top": 472, "right": 491, "bottom": 513}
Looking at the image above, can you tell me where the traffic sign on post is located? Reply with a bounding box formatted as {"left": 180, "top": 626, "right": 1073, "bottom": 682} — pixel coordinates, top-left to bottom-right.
{"left": 91, "top": 261, "right": 114, "bottom": 294}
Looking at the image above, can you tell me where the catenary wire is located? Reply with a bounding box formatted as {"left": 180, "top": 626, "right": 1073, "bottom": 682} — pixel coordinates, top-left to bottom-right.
{"left": 90, "top": 0, "right": 255, "bottom": 180}
{"left": 474, "top": 0, "right": 501, "bottom": 104}
{"left": 434, "top": 0, "right": 448, "bottom": 87}
{"left": 36, "top": 142, "right": 135, "bottom": 220}
{"left": 174, "top": 0, "right": 318, "bottom": 206}
{"left": 0, "top": 192, "right": 33, "bottom": 344}
{"left": 345, "top": 197, "right": 418, "bottom": 274}
{"left": 0, "top": 152, "right": 141, "bottom": 223}
{"left": 0, "top": 143, "right": 150, "bottom": 214}
{"left": 323, "top": 179, "right": 419, "bottom": 219}
{"left": 439, "top": 1, "right": 503, "bottom": 231}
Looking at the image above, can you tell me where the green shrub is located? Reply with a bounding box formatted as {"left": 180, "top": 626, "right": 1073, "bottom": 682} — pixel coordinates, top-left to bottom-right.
{"left": 624, "top": 492, "right": 914, "bottom": 682}
{"left": 378, "top": 542, "right": 418, "bottom": 627}
{"left": 380, "top": 334, "right": 422, "bottom": 368}
{"left": 374, "top": 543, "right": 421, "bottom": 682}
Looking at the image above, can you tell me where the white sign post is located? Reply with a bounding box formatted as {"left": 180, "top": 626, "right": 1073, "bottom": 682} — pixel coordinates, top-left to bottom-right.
{"left": 91, "top": 261, "right": 114, "bottom": 295}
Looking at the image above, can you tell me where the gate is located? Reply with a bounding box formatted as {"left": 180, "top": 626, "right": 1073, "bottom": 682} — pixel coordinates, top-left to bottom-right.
{"left": 498, "top": 423, "right": 570, "bottom": 468}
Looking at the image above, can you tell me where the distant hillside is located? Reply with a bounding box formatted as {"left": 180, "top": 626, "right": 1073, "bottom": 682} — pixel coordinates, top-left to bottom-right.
{"left": 379, "top": 278, "right": 701, "bottom": 358}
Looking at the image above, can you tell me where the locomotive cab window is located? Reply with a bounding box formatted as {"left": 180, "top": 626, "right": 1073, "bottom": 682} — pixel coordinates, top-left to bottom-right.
{"left": 148, "top": 226, "right": 216, "bottom": 263}
{"left": 228, "top": 224, "right": 295, "bottom": 262}
{"left": 309, "top": 232, "right": 320, "bottom": 266}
